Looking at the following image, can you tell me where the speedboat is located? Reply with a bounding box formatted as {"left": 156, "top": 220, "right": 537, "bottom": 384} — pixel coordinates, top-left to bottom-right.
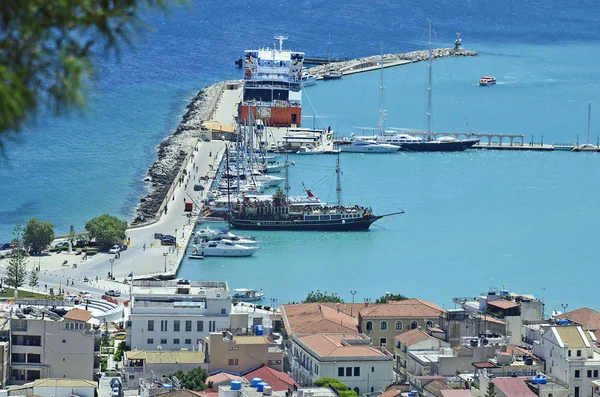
{"left": 297, "top": 146, "right": 324, "bottom": 155}
{"left": 479, "top": 76, "right": 497, "bottom": 86}
{"left": 232, "top": 288, "right": 264, "bottom": 302}
{"left": 341, "top": 140, "right": 400, "bottom": 153}
{"left": 193, "top": 240, "right": 259, "bottom": 257}
{"left": 301, "top": 71, "right": 317, "bottom": 86}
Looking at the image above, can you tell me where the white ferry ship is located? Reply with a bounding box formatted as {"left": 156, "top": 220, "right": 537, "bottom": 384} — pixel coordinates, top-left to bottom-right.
{"left": 239, "top": 35, "right": 305, "bottom": 127}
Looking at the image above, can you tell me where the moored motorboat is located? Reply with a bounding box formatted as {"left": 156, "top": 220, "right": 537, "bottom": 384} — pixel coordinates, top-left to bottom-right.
{"left": 322, "top": 69, "right": 343, "bottom": 80}
{"left": 195, "top": 227, "right": 257, "bottom": 245}
{"left": 232, "top": 288, "right": 265, "bottom": 302}
{"left": 193, "top": 240, "right": 259, "bottom": 257}
{"left": 301, "top": 71, "right": 317, "bottom": 86}
{"left": 479, "top": 76, "right": 497, "bottom": 86}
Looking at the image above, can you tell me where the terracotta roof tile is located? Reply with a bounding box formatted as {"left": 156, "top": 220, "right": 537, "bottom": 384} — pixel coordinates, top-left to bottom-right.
{"left": 297, "top": 333, "right": 389, "bottom": 358}
{"left": 394, "top": 329, "right": 436, "bottom": 346}
{"left": 378, "top": 390, "right": 401, "bottom": 397}
{"left": 557, "top": 307, "right": 600, "bottom": 329}
{"left": 487, "top": 300, "right": 519, "bottom": 310}
{"left": 64, "top": 308, "right": 93, "bottom": 322}
{"left": 492, "top": 378, "right": 537, "bottom": 397}
{"left": 441, "top": 391, "right": 472, "bottom": 397}
{"left": 206, "top": 372, "right": 245, "bottom": 385}
{"left": 475, "top": 314, "right": 506, "bottom": 325}
{"left": 505, "top": 345, "right": 539, "bottom": 361}
{"left": 280, "top": 304, "right": 358, "bottom": 336}
{"left": 423, "top": 380, "right": 451, "bottom": 397}
{"left": 359, "top": 299, "right": 444, "bottom": 319}
{"left": 242, "top": 365, "right": 299, "bottom": 391}
{"left": 321, "top": 303, "right": 365, "bottom": 318}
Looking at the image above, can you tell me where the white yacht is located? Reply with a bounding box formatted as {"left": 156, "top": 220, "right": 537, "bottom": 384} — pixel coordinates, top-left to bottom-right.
{"left": 191, "top": 240, "right": 259, "bottom": 257}
{"left": 341, "top": 140, "right": 400, "bottom": 153}
{"left": 301, "top": 71, "right": 316, "bottom": 86}
{"left": 376, "top": 131, "right": 425, "bottom": 146}
{"left": 195, "top": 227, "right": 257, "bottom": 245}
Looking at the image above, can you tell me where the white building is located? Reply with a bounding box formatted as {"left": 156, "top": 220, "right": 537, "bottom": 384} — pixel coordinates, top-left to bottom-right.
{"left": 7, "top": 378, "right": 97, "bottom": 397}
{"left": 534, "top": 325, "right": 600, "bottom": 397}
{"left": 291, "top": 333, "right": 393, "bottom": 395}
{"left": 9, "top": 307, "right": 99, "bottom": 384}
{"left": 126, "top": 280, "right": 231, "bottom": 351}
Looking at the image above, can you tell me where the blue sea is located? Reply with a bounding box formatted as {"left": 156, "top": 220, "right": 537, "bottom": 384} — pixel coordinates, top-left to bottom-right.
{"left": 2, "top": 0, "right": 600, "bottom": 312}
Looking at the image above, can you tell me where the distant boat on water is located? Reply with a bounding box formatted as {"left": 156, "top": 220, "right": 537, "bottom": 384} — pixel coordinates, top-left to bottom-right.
{"left": 479, "top": 76, "right": 497, "bottom": 86}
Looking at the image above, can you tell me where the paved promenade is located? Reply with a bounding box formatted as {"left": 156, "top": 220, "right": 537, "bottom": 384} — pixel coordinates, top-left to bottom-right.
{"left": 0, "top": 140, "right": 227, "bottom": 298}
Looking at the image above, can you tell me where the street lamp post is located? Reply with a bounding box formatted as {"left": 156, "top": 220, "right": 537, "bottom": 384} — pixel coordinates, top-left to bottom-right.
{"left": 163, "top": 253, "right": 167, "bottom": 272}
{"left": 109, "top": 259, "right": 114, "bottom": 280}
{"left": 350, "top": 290, "right": 357, "bottom": 303}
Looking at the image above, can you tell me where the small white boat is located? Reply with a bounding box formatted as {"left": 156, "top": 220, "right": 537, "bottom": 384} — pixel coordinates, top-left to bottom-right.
{"left": 341, "top": 140, "right": 400, "bottom": 153}
{"left": 301, "top": 71, "right": 317, "bottom": 86}
{"left": 232, "top": 288, "right": 265, "bottom": 302}
{"left": 188, "top": 251, "right": 205, "bottom": 260}
{"left": 195, "top": 227, "right": 257, "bottom": 245}
{"left": 297, "top": 146, "right": 324, "bottom": 155}
{"left": 193, "top": 240, "right": 259, "bottom": 257}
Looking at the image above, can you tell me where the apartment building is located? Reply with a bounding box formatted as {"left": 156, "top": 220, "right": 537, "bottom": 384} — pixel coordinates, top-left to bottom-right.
{"left": 534, "top": 325, "right": 600, "bottom": 397}
{"left": 206, "top": 332, "right": 284, "bottom": 373}
{"left": 9, "top": 307, "right": 99, "bottom": 384}
{"left": 291, "top": 333, "right": 393, "bottom": 395}
{"left": 126, "top": 280, "right": 232, "bottom": 351}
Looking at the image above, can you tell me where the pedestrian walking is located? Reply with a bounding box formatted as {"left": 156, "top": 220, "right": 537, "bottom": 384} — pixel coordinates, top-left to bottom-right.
{"left": 143, "top": 243, "right": 146, "bottom": 251}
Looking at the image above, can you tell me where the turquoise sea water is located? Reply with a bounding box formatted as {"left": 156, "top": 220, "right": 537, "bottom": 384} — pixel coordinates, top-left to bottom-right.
{"left": 1, "top": 0, "right": 600, "bottom": 312}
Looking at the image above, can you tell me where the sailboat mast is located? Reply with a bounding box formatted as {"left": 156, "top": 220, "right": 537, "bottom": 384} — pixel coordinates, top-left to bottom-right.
{"left": 284, "top": 152, "right": 290, "bottom": 196}
{"left": 587, "top": 102, "right": 591, "bottom": 145}
{"left": 336, "top": 152, "right": 342, "bottom": 207}
{"left": 378, "top": 43, "right": 385, "bottom": 136}
{"left": 225, "top": 145, "right": 231, "bottom": 227}
{"left": 427, "top": 20, "right": 433, "bottom": 140}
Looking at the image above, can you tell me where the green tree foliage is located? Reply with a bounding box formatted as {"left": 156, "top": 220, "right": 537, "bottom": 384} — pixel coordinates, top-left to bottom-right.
{"left": 113, "top": 341, "right": 128, "bottom": 362}
{"left": 0, "top": 0, "right": 174, "bottom": 134}
{"left": 85, "top": 214, "right": 127, "bottom": 248}
{"left": 23, "top": 218, "right": 55, "bottom": 252}
{"left": 375, "top": 293, "right": 409, "bottom": 304}
{"left": 314, "top": 378, "right": 356, "bottom": 396}
{"left": 6, "top": 225, "right": 28, "bottom": 295}
{"left": 170, "top": 367, "right": 208, "bottom": 391}
{"left": 485, "top": 382, "right": 497, "bottom": 397}
{"left": 303, "top": 290, "right": 343, "bottom": 303}
{"left": 28, "top": 269, "right": 39, "bottom": 289}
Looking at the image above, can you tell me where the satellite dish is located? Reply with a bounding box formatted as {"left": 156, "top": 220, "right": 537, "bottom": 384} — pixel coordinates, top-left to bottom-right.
{"left": 157, "top": 345, "right": 163, "bottom": 350}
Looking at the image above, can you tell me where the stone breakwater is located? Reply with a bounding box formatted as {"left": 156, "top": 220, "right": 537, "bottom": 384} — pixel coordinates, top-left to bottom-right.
{"left": 131, "top": 82, "right": 224, "bottom": 225}
{"left": 307, "top": 48, "right": 477, "bottom": 76}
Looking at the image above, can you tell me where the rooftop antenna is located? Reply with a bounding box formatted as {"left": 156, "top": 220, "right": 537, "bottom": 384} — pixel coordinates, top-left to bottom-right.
{"left": 274, "top": 35, "right": 288, "bottom": 52}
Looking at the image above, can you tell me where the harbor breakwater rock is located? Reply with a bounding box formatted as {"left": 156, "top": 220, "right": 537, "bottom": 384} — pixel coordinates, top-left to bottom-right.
{"left": 307, "top": 48, "right": 477, "bottom": 76}
{"left": 131, "top": 82, "right": 224, "bottom": 225}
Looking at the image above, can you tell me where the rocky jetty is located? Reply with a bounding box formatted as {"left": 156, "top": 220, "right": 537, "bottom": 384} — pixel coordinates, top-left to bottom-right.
{"left": 131, "top": 82, "right": 224, "bottom": 225}
{"left": 307, "top": 48, "right": 477, "bottom": 76}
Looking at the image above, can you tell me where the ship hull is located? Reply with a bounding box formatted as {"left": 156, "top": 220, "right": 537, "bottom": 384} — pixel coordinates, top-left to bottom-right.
{"left": 400, "top": 139, "right": 480, "bottom": 152}
{"left": 239, "top": 105, "right": 301, "bottom": 127}
{"left": 230, "top": 215, "right": 382, "bottom": 231}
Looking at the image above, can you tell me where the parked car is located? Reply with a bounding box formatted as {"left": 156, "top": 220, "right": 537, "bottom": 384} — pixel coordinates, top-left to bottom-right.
{"left": 55, "top": 241, "right": 69, "bottom": 248}
{"left": 119, "top": 244, "right": 128, "bottom": 251}
{"left": 79, "top": 291, "right": 92, "bottom": 299}
{"left": 109, "top": 245, "right": 121, "bottom": 254}
{"left": 105, "top": 290, "right": 121, "bottom": 297}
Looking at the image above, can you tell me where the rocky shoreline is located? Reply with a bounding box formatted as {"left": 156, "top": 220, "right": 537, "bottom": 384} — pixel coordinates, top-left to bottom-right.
{"left": 131, "top": 82, "right": 224, "bottom": 225}
{"left": 307, "top": 48, "right": 477, "bottom": 76}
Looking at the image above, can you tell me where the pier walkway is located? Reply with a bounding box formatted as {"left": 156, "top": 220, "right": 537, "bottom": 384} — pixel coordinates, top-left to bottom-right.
{"left": 2, "top": 140, "right": 228, "bottom": 298}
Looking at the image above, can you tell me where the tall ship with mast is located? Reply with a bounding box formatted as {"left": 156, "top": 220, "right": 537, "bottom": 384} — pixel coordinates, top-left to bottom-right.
{"left": 239, "top": 35, "right": 305, "bottom": 127}
{"left": 229, "top": 154, "right": 403, "bottom": 231}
